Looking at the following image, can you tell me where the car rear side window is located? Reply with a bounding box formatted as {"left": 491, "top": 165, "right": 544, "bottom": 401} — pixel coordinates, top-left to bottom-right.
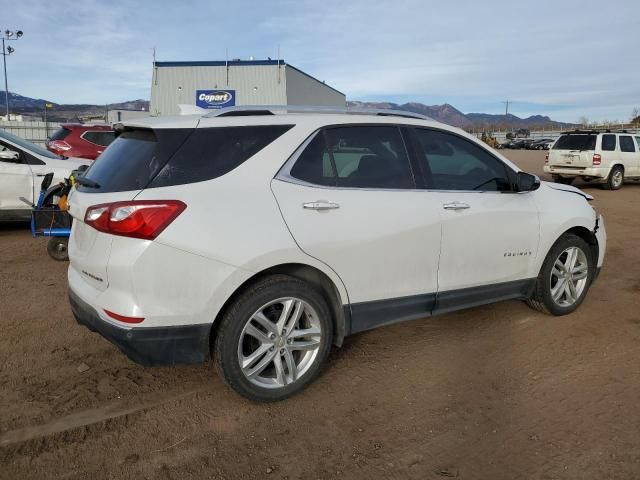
{"left": 83, "top": 131, "right": 116, "bottom": 147}
{"left": 49, "top": 127, "right": 70, "bottom": 141}
{"left": 552, "top": 134, "right": 597, "bottom": 151}
{"left": 601, "top": 134, "right": 616, "bottom": 151}
{"left": 290, "top": 126, "right": 414, "bottom": 189}
{"left": 78, "top": 129, "right": 192, "bottom": 193}
{"left": 149, "top": 125, "right": 293, "bottom": 188}
{"left": 619, "top": 136, "right": 636, "bottom": 152}
{"left": 412, "top": 128, "right": 512, "bottom": 191}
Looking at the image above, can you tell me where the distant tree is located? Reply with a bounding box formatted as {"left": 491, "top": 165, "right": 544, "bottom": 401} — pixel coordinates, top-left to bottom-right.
{"left": 578, "top": 116, "right": 589, "bottom": 127}
{"left": 631, "top": 107, "right": 640, "bottom": 126}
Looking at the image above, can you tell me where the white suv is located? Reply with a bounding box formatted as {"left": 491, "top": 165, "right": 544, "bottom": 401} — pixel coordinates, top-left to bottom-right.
{"left": 67, "top": 106, "right": 606, "bottom": 401}
{"left": 544, "top": 130, "right": 640, "bottom": 189}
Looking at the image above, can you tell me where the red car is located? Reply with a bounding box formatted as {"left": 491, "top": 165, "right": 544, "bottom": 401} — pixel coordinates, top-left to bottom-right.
{"left": 47, "top": 123, "right": 115, "bottom": 160}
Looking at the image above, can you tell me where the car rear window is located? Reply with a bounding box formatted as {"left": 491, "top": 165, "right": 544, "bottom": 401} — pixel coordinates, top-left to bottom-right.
{"left": 78, "top": 126, "right": 292, "bottom": 193}
{"left": 77, "top": 129, "right": 192, "bottom": 193}
{"left": 49, "top": 127, "right": 70, "bottom": 141}
{"left": 552, "top": 134, "right": 597, "bottom": 151}
{"left": 149, "top": 125, "right": 293, "bottom": 188}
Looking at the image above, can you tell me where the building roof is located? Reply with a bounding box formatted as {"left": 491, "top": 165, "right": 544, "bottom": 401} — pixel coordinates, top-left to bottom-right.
{"left": 153, "top": 60, "right": 345, "bottom": 96}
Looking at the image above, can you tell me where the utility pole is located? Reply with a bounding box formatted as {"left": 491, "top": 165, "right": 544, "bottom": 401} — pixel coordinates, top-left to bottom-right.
{"left": 503, "top": 100, "right": 511, "bottom": 116}
{"left": 1, "top": 29, "right": 24, "bottom": 119}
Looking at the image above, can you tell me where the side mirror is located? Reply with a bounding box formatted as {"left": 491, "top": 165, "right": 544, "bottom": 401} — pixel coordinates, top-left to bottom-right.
{"left": 0, "top": 150, "right": 19, "bottom": 162}
{"left": 516, "top": 172, "right": 541, "bottom": 192}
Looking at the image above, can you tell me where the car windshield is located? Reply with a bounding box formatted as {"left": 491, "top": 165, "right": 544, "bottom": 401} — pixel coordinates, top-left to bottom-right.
{"left": 0, "top": 128, "right": 61, "bottom": 159}
{"left": 552, "top": 134, "right": 597, "bottom": 151}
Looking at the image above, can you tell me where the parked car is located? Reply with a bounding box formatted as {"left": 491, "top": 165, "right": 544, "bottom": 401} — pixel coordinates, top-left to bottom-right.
{"left": 0, "top": 129, "right": 89, "bottom": 221}
{"left": 67, "top": 106, "right": 606, "bottom": 401}
{"left": 47, "top": 124, "right": 115, "bottom": 160}
{"left": 544, "top": 130, "right": 640, "bottom": 189}
{"left": 528, "top": 138, "right": 554, "bottom": 150}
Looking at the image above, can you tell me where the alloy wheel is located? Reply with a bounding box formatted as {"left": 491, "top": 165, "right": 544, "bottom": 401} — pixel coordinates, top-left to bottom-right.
{"left": 237, "top": 297, "right": 322, "bottom": 389}
{"left": 612, "top": 170, "right": 623, "bottom": 188}
{"left": 550, "top": 246, "right": 589, "bottom": 307}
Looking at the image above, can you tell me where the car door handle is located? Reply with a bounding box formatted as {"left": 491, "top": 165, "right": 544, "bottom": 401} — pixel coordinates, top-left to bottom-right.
{"left": 443, "top": 201, "right": 471, "bottom": 211}
{"left": 35, "top": 173, "right": 46, "bottom": 177}
{"left": 303, "top": 201, "right": 340, "bottom": 211}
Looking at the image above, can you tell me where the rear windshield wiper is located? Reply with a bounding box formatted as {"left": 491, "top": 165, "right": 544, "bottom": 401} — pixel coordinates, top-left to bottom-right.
{"left": 74, "top": 176, "right": 101, "bottom": 189}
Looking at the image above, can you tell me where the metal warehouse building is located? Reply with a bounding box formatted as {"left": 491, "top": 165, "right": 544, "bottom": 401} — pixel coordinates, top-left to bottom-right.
{"left": 149, "top": 59, "right": 345, "bottom": 116}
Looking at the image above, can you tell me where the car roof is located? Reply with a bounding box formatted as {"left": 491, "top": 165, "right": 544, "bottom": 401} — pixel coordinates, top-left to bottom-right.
{"left": 62, "top": 123, "right": 113, "bottom": 130}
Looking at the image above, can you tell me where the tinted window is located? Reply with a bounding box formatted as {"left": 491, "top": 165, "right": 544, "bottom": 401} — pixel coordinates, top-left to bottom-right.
{"left": 413, "top": 129, "right": 512, "bottom": 191}
{"left": 150, "top": 125, "right": 292, "bottom": 188}
{"left": 50, "top": 127, "right": 70, "bottom": 141}
{"left": 601, "top": 134, "right": 616, "bottom": 151}
{"left": 552, "top": 134, "right": 597, "bottom": 151}
{"left": 290, "top": 133, "right": 335, "bottom": 186}
{"left": 0, "top": 128, "right": 60, "bottom": 159}
{"left": 619, "top": 136, "right": 636, "bottom": 152}
{"left": 78, "top": 129, "right": 192, "bottom": 193}
{"left": 290, "top": 126, "right": 414, "bottom": 189}
{"left": 83, "top": 131, "right": 115, "bottom": 147}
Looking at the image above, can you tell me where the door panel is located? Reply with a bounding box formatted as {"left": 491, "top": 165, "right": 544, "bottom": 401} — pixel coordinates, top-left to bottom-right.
{"left": 409, "top": 127, "right": 541, "bottom": 293}
{"left": 272, "top": 179, "right": 441, "bottom": 304}
{"left": 436, "top": 191, "right": 540, "bottom": 292}
{"left": 0, "top": 159, "right": 33, "bottom": 210}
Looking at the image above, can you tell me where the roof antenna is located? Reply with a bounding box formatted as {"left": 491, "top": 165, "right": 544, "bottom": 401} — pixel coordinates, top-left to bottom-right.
{"left": 152, "top": 47, "right": 158, "bottom": 86}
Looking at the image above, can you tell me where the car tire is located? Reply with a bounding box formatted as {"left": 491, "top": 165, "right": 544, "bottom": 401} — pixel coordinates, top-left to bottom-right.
{"left": 526, "top": 234, "right": 594, "bottom": 316}
{"left": 47, "top": 237, "right": 69, "bottom": 261}
{"left": 602, "top": 165, "right": 624, "bottom": 190}
{"left": 214, "top": 274, "right": 333, "bottom": 402}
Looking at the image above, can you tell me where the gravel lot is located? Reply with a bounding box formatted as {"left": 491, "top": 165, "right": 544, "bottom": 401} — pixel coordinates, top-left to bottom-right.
{"left": 1, "top": 149, "right": 639, "bottom": 479}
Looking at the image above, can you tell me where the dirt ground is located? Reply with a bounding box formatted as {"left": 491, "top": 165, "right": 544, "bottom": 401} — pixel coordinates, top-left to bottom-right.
{"left": 1, "top": 150, "right": 639, "bottom": 480}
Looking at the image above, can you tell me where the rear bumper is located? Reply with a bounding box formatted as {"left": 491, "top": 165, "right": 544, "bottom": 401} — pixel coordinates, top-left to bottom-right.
{"left": 544, "top": 165, "right": 609, "bottom": 180}
{"left": 68, "top": 287, "right": 211, "bottom": 366}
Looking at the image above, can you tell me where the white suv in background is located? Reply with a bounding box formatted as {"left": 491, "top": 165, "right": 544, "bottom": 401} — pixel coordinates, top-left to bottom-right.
{"left": 544, "top": 130, "right": 640, "bottom": 189}
{"left": 67, "top": 106, "right": 606, "bottom": 401}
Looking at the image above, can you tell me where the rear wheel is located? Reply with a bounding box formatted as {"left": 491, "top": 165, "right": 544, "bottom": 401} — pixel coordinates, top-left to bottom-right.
{"left": 214, "top": 275, "right": 333, "bottom": 402}
{"left": 47, "top": 237, "right": 69, "bottom": 261}
{"left": 526, "top": 234, "right": 594, "bottom": 315}
{"left": 602, "top": 165, "right": 624, "bottom": 190}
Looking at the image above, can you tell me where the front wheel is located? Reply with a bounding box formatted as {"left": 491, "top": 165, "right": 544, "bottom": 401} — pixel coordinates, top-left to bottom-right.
{"left": 526, "top": 234, "right": 594, "bottom": 315}
{"left": 47, "top": 237, "right": 69, "bottom": 261}
{"left": 214, "top": 275, "right": 333, "bottom": 402}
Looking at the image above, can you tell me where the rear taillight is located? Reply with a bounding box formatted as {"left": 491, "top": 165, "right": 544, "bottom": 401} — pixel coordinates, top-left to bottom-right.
{"left": 592, "top": 154, "right": 601, "bottom": 165}
{"left": 84, "top": 200, "right": 186, "bottom": 240}
{"left": 48, "top": 140, "right": 72, "bottom": 153}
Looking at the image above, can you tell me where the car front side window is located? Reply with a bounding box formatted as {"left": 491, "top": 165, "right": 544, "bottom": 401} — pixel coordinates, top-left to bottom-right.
{"left": 412, "top": 128, "right": 512, "bottom": 191}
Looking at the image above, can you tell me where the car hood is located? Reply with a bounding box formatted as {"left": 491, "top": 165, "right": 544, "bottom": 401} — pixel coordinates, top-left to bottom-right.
{"left": 543, "top": 181, "right": 594, "bottom": 200}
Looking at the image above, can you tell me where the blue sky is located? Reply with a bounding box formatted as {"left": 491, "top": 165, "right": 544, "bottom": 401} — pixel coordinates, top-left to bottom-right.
{"left": 4, "top": 0, "right": 639, "bottom": 122}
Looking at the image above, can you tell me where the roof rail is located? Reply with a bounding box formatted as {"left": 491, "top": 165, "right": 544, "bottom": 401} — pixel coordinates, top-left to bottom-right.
{"left": 203, "top": 105, "right": 433, "bottom": 121}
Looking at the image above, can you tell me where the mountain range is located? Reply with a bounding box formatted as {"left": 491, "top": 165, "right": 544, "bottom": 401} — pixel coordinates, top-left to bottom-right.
{"left": 0, "top": 91, "right": 573, "bottom": 128}
{"left": 347, "top": 101, "right": 574, "bottom": 129}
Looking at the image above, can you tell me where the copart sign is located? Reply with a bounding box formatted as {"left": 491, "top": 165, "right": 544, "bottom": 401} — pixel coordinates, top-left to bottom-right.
{"left": 196, "top": 90, "right": 236, "bottom": 109}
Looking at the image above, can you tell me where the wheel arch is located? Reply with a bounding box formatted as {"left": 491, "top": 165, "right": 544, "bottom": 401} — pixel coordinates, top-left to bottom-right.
{"left": 210, "top": 263, "right": 349, "bottom": 350}
{"left": 554, "top": 226, "right": 599, "bottom": 269}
